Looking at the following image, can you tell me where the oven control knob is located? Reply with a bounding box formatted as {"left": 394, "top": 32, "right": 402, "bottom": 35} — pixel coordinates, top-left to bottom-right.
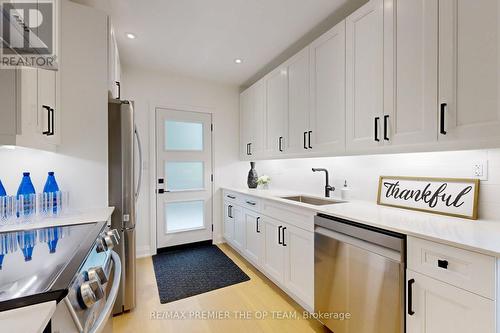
{"left": 80, "top": 280, "right": 104, "bottom": 308}
{"left": 88, "top": 266, "right": 108, "bottom": 285}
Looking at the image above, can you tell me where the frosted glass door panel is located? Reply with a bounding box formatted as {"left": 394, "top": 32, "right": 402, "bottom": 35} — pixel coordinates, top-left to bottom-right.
{"left": 165, "top": 201, "right": 204, "bottom": 233}
{"left": 165, "top": 121, "right": 203, "bottom": 151}
{"left": 165, "top": 162, "right": 204, "bottom": 191}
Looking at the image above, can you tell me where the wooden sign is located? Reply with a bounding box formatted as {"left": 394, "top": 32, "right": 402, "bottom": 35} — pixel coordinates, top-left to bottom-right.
{"left": 377, "top": 176, "right": 480, "bottom": 220}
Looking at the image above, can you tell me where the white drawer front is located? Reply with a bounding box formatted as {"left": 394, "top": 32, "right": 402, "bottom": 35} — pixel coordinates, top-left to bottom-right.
{"left": 262, "top": 201, "right": 314, "bottom": 232}
{"left": 408, "top": 236, "right": 496, "bottom": 300}
{"left": 223, "top": 190, "right": 240, "bottom": 204}
{"left": 241, "top": 195, "right": 261, "bottom": 212}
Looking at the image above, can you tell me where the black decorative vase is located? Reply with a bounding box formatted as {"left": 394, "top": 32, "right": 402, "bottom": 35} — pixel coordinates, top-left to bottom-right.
{"left": 247, "top": 162, "right": 258, "bottom": 189}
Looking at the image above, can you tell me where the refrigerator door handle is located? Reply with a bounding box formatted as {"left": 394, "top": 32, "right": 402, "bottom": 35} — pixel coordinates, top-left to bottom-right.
{"left": 134, "top": 126, "right": 143, "bottom": 201}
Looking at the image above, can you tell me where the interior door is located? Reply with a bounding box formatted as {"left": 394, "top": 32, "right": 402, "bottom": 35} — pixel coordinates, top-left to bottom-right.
{"left": 156, "top": 108, "right": 213, "bottom": 248}
{"left": 345, "top": 0, "right": 384, "bottom": 152}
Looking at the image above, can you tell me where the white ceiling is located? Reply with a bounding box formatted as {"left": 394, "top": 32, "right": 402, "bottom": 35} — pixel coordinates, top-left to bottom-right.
{"left": 79, "top": 0, "right": 364, "bottom": 86}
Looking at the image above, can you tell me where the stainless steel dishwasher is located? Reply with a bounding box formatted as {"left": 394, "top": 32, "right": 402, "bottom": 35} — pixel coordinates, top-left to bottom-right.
{"left": 314, "top": 214, "right": 405, "bottom": 333}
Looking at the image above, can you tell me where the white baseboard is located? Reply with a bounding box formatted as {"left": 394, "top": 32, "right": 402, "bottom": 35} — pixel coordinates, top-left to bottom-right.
{"left": 136, "top": 245, "right": 151, "bottom": 258}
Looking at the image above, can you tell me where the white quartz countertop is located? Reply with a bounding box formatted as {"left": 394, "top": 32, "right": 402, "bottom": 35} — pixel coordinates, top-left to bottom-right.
{"left": 0, "top": 301, "right": 56, "bottom": 332}
{"left": 223, "top": 187, "right": 500, "bottom": 257}
{"left": 0, "top": 207, "right": 115, "bottom": 232}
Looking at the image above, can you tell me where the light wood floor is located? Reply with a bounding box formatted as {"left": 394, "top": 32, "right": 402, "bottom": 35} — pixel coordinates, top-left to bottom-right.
{"left": 112, "top": 243, "right": 329, "bottom": 333}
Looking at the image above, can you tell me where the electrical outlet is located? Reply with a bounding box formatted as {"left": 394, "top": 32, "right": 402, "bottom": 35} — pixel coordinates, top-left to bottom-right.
{"left": 473, "top": 161, "right": 488, "bottom": 180}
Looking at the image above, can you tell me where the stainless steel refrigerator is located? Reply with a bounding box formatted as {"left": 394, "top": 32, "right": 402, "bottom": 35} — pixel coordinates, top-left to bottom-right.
{"left": 108, "top": 99, "right": 143, "bottom": 315}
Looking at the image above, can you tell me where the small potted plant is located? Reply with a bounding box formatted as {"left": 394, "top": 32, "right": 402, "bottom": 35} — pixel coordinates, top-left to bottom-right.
{"left": 257, "top": 175, "right": 271, "bottom": 190}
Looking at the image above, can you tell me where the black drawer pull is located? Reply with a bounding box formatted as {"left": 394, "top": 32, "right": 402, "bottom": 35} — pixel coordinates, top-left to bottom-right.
{"left": 278, "top": 226, "right": 282, "bottom": 244}
{"left": 374, "top": 117, "right": 380, "bottom": 142}
{"left": 408, "top": 278, "right": 415, "bottom": 316}
{"left": 226, "top": 195, "right": 236, "bottom": 199}
{"left": 246, "top": 201, "right": 256, "bottom": 206}
{"left": 42, "top": 105, "right": 51, "bottom": 135}
{"left": 278, "top": 136, "right": 283, "bottom": 152}
{"left": 256, "top": 217, "right": 260, "bottom": 233}
{"left": 437, "top": 259, "right": 449, "bottom": 269}
{"left": 440, "top": 103, "right": 447, "bottom": 135}
{"left": 303, "top": 132, "right": 308, "bottom": 149}
{"left": 282, "top": 227, "right": 287, "bottom": 246}
{"left": 308, "top": 131, "right": 312, "bottom": 148}
{"left": 383, "top": 115, "right": 389, "bottom": 141}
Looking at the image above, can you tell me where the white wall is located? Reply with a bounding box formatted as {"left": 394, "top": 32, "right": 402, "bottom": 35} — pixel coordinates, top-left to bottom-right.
{"left": 0, "top": 0, "right": 108, "bottom": 211}
{"left": 121, "top": 66, "right": 244, "bottom": 256}
{"left": 253, "top": 149, "right": 500, "bottom": 220}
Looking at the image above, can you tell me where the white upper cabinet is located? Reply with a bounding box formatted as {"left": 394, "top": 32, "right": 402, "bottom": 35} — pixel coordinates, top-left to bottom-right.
{"left": 309, "top": 20, "right": 346, "bottom": 154}
{"left": 438, "top": 0, "right": 500, "bottom": 143}
{"left": 345, "top": 0, "right": 384, "bottom": 151}
{"left": 38, "top": 68, "right": 61, "bottom": 145}
{"left": 265, "top": 66, "right": 288, "bottom": 155}
{"left": 286, "top": 47, "right": 311, "bottom": 153}
{"left": 383, "top": 0, "right": 438, "bottom": 146}
{"left": 108, "top": 18, "right": 121, "bottom": 99}
{"left": 240, "top": 81, "right": 266, "bottom": 159}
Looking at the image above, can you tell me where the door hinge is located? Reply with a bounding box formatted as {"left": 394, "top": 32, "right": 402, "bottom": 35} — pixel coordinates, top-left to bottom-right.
{"left": 211, "top": 174, "right": 214, "bottom": 182}
{"left": 211, "top": 123, "right": 214, "bottom": 132}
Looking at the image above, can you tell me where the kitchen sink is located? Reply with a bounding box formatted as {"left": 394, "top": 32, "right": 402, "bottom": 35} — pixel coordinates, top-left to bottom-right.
{"left": 280, "top": 195, "right": 345, "bottom": 206}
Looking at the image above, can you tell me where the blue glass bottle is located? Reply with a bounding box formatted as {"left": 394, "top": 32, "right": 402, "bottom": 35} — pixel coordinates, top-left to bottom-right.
{"left": 17, "top": 172, "right": 36, "bottom": 217}
{"left": 0, "top": 179, "right": 6, "bottom": 220}
{"left": 43, "top": 172, "right": 60, "bottom": 214}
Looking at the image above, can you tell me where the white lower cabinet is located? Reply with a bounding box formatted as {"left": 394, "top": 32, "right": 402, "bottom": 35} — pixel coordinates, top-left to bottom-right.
{"left": 243, "top": 209, "right": 263, "bottom": 266}
{"left": 262, "top": 216, "right": 286, "bottom": 283}
{"left": 406, "top": 270, "right": 495, "bottom": 333}
{"left": 223, "top": 196, "right": 314, "bottom": 311}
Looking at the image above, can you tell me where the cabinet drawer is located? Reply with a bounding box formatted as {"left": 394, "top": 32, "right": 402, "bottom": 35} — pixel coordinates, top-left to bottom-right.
{"left": 223, "top": 190, "right": 240, "bottom": 204}
{"left": 262, "top": 201, "right": 314, "bottom": 232}
{"left": 241, "top": 196, "right": 261, "bottom": 212}
{"left": 407, "top": 236, "right": 496, "bottom": 299}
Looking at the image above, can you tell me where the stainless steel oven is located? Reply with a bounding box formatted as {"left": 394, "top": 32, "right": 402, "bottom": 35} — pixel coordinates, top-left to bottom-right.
{"left": 314, "top": 214, "right": 405, "bottom": 333}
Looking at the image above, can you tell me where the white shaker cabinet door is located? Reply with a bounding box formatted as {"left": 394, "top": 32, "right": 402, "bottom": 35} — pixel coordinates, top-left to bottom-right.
{"left": 309, "top": 20, "right": 346, "bottom": 154}
{"left": 265, "top": 67, "right": 288, "bottom": 155}
{"left": 243, "top": 209, "right": 263, "bottom": 266}
{"left": 345, "top": 0, "right": 384, "bottom": 152}
{"left": 286, "top": 47, "right": 310, "bottom": 154}
{"left": 223, "top": 202, "right": 235, "bottom": 243}
{"left": 261, "top": 216, "right": 285, "bottom": 284}
{"left": 438, "top": 0, "right": 500, "bottom": 143}
{"left": 383, "top": 0, "right": 438, "bottom": 146}
{"left": 406, "top": 270, "right": 495, "bottom": 333}
{"left": 232, "top": 205, "right": 245, "bottom": 251}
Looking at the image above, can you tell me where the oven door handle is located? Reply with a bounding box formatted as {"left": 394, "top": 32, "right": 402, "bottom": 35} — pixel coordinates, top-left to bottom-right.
{"left": 89, "top": 251, "right": 122, "bottom": 333}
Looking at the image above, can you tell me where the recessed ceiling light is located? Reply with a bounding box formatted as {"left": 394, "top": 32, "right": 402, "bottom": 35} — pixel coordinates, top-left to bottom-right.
{"left": 234, "top": 58, "right": 243, "bottom": 64}
{"left": 126, "top": 33, "right": 136, "bottom": 39}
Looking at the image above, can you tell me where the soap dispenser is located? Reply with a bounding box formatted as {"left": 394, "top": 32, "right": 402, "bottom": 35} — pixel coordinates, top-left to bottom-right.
{"left": 341, "top": 180, "right": 351, "bottom": 201}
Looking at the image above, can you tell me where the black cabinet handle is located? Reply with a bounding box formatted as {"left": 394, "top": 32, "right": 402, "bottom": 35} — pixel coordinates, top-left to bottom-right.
{"left": 49, "top": 108, "right": 55, "bottom": 136}
{"left": 226, "top": 195, "right": 236, "bottom": 199}
{"left": 279, "top": 136, "right": 283, "bottom": 152}
{"left": 115, "top": 81, "right": 121, "bottom": 100}
{"left": 158, "top": 189, "right": 165, "bottom": 194}
{"left": 408, "top": 278, "right": 415, "bottom": 316}
{"left": 246, "top": 143, "right": 250, "bottom": 155}
{"left": 282, "top": 227, "right": 287, "bottom": 246}
{"left": 246, "top": 200, "right": 256, "bottom": 206}
{"left": 383, "top": 115, "right": 389, "bottom": 141}
{"left": 248, "top": 143, "right": 252, "bottom": 155}
{"left": 278, "top": 226, "right": 282, "bottom": 244}
{"left": 374, "top": 117, "right": 380, "bottom": 142}
{"left": 437, "top": 259, "right": 449, "bottom": 269}
{"left": 228, "top": 205, "right": 233, "bottom": 218}
{"left": 440, "top": 103, "right": 447, "bottom": 135}
{"left": 256, "top": 217, "right": 260, "bottom": 233}
{"left": 303, "top": 132, "right": 308, "bottom": 149}
{"left": 158, "top": 178, "right": 164, "bottom": 184}
{"left": 42, "top": 105, "right": 51, "bottom": 135}
{"left": 308, "top": 131, "right": 312, "bottom": 148}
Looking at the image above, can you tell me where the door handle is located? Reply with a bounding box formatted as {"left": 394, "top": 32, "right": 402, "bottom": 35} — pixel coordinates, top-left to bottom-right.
{"left": 408, "top": 278, "right": 415, "bottom": 316}
{"left": 303, "top": 132, "right": 308, "bottom": 149}
{"left": 279, "top": 136, "right": 283, "bottom": 152}
{"left": 383, "top": 115, "right": 389, "bottom": 141}
{"left": 278, "top": 226, "right": 282, "bottom": 244}
{"left": 440, "top": 103, "right": 447, "bottom": 135}
{"left": 49, "top": 108, "right": 55, "bottom": 136}
{"left": 115, "top": 81, "right": 121, "bottom": 100}
{"left": 437, "top": 259, "right": 449, "bottom": 269}
{"left": 374, "top": 117, "right": 380, "bottom": 142}
{"left": 282, "top": 227, "right": 287, "bottom": 246}
{"left": 42, "top": 105, "right": 51, "bottom": 135}
{"left": 256, "top": 217, "right": 260, "bottom": 233}
{"left": 308, "top": 131, "right": 312, "bottom": 149}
